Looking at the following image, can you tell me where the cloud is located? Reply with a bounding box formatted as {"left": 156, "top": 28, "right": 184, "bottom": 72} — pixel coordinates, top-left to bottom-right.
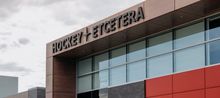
{"left": 0, "top": 0, "right": 69, "bottom": 20}
{"left": 48, "top": 0, "right": 145, "bottom": 26}
{"left": 18, "top": 38, "right": 30, "bottom": 45}
{"left": 0, "top": 38, "right": 30, "bottom": 51}
{"left": 23, "top": 0, "right": 71, "bottom": 6}
{"left": 0, "top": 32, "right": 12, "bottom": 43}
{"left": 0, "top": 62, "right": 31, "bottom": 72}
{"left": 0, "top": 0, "right": 21, "bottom": 19}
{"left": 0, "top": 44, "right": 7, "bottom": 50}
{"left": 0, "top": 32, "right": 12, "bottom": 36}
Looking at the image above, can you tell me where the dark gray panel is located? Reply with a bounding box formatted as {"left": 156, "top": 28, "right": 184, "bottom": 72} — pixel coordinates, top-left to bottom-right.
{"left": 109, "top": 81, "right": 145, "bottom": 98}
{"left": 37, "top": 88, "right": 45, "bottom": 98}
{"left": 77, "top": 92, "right": 92, "bottom": 98}
{"left": 28, "top": 87, "right": 45, "bottom": 98}
{"left": 91, "top": 90, "right": 99, "bottom": 98}
{"left": 28, "top": 88, "right": 38, "bottom": 98}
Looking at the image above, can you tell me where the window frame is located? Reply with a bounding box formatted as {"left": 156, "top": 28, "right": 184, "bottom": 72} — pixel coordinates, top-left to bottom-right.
{"left": 76, "top": 18, "right": 220, "bottom": 94}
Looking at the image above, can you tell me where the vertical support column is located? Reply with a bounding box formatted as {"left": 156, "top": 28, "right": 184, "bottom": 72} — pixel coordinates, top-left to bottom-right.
{"left": 46, "top": 42, "right": 54, "bottom": 98}
{"left": 46, "top": 56, "right": 53, "bottom": 98}
{"left": 53, "top": 57, "right": 76, "bottom": 98}
{"left": 46, "top": 43, "right": 76, "bottom": 98}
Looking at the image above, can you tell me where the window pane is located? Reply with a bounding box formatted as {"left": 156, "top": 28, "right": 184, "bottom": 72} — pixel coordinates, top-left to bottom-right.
{"left": 148, "top": 32, "right": 172, "bottom": 57}
{"left": 128, "top": 60, "right": 146, "bottom": 82}
{"left": 110, "top": 47, "right": 126, "bottom": 67}
{"left": 93, "top": 70, "right": 109, "bottom": 89}
{"left": 128, "top": 41, "right": 146, "bottom": 62}
{"left": 78, "top": 58, "right": 92, "bottom": 76}
{"left": 175, "top": 22, "right": 205, "bottom": 49}
{"left": 175, "top": 45, "right": 205, "bottom": 72}
{"left": 110, "top": 65, "right": 126, "bottom": 86}
{"left": 99, "top": 70, "right": 109, "bottom": 88}
{"left": 93, "top": 72, "right": 99, "bottom": 89}
{"left": 78, "top": 75, "right": 92, "bottom": 93}
{"left": 208, "top": 40, "right": 220, "bottom": 65}
{"left": 147, "top": 53, "right": 173, "bottom": 78}
{"left": 94, "top": 53, "right": 109, "bottom": 71}
{"left": 209, "top": 18, "right": 220, "bottom": 39}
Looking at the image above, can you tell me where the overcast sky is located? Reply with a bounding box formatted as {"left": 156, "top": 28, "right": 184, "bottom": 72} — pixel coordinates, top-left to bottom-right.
{"left": 0, "top": 0, "right": 144, "bottom": 92}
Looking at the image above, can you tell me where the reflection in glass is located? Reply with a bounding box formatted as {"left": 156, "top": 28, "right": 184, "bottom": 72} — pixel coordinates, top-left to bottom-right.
{"left": 208, "top": 40, "right": 220, "bottom": 65}
{"left": 209, "top": 18, "right": 220, "bottom": 39}
{"left": 147, "top": 53, "right": 173, "bottom": 78}
{"left": 78, "top": 75, "right": 92, "bottom": 93}
{"left": 110, "top": 65, "right": 126, "bottom": 86}
{"left": 175, "top": 45, "right": 205, "bottom": 72}
{"left": 175, "top": 22, "right": 204, "bottom": 49}
{"left": 148, "top": 33, "right": 172, "bottom": 57}
{"left": 99, "top": 70, "right": 109, "bottom": 88}
{"left": 76, "top": 20, "right": 215, "bottom": 93}
{"left": 94, "top": 53, "right": 109, "bottom": 71}
{"left": 128, "top": 60, "right": 146, "bottom": 82}
{"left": 93, "top": 70, "right": 109, "bottom": 89}
{"left": 78, "top": 58, "right": 92, "bottom": 76}
{"left": 128, "top": 41, "right": 146, "bottom": 62}
{"left": 110, "top": 47, "right": 126, "bottom": 67}
{"left": 93, "top": 72, "right": 99, "bottom": 89}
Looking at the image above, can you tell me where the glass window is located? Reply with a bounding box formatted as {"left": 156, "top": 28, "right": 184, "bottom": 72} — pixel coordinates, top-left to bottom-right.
{"left": 148, "top": 32, "right": 172, "bottom": 57}
{"left": 94, "top": 53, "right": 109, "bottom": 71}
{"left": 78, "top": 58, "right": 92, "bottom": 76}
{"left": 110, "top": 47, "right": 126, "bottom": 67}
{"left": 99, "top": 70, "right": 109, "bottom": 88}
{"left": 174, "top": 45, "right": 205, "bottom": 72}
{"left": 78, "top": 75, "right": 92, "bottom": 93}
{"left": 128, "top": 60, "right": 146, "bottom": 82}
{"left": 147, "top": 53, "right": 173, "bottom": 78}
{"left": 93, "top": 70, "right": 109, "bottom": 89}
{"left": 128, "top": 41, "right": 146, "bottom": 62}
{"left": 208, "top": 40, "right": 220, "bottom": 65}
{"left": 209, "top": 18, "right": 220, "bottom": 39}
{"left": 93, "top": 72, "right": 99, "bottom": 89}
{"left": 175, "top": 22, "right": 205, "bottom": 49}
{"left": 110, "top": 65, "right": 126, "bottom": 86}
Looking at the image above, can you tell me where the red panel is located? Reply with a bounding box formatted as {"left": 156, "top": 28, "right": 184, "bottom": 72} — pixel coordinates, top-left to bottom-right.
{"left": 206, "top": 87, "right": 220, "bottom": 98}
{"left": 173, "top": 69, "right": 205, "bottom": 93}
{"left": 205, "top": 65, "right": 220, "bottom": 88}
{"left": 146, "top": 75, "right": 172, "bottom": 97}
{"left": 149, "top": 94, "right": 172, "bottom": 98}
{"left": 173, "top": 90, "right": 205, "bottom": 98}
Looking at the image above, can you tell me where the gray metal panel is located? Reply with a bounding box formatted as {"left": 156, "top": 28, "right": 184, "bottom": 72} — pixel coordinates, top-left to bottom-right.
{"left": 0, "top": 76, "right": 18, "bottom": 98}
{"left": 28, "top": 87, "right": 45, "bottom": 98}
{"left": 28, "top": 88, "right": 38, "bottom": 98}
{"left": 99, "top": 88, "right": 108, "bottom": 98}
{"left": 37, "top": 88, "right": 45, "bottom": 98}
{"left": 109, "top": 81, "right": 145, "bottom": 98}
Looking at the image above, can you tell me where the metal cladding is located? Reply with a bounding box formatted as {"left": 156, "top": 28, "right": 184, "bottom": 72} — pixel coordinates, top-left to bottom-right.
{"left": 52, "top": 7, "right": 145, "bottom": 54}
{"left": 90, "top": 7, "right": 145, "bottom": 38}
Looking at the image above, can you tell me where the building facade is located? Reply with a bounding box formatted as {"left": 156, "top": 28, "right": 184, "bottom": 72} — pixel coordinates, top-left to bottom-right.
{"left": 0, "top": 76, "right": 18, "bottom": 98}
{"left": 46, "top": 0, "right": 220, "bottom": 98}
{"left": 6, "top": 87, "right": 45, "bottom": 98}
